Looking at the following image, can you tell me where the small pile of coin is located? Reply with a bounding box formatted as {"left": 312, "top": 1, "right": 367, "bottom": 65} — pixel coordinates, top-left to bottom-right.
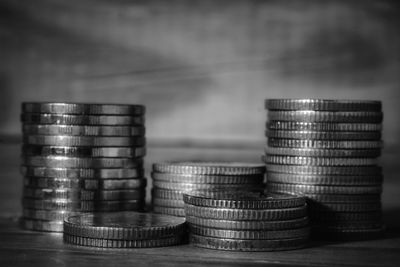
{"left": 264, "top": 99, "right": 384, "bottom": 240}
{"left": 183, "top": 191, "right": 310, "bottom": 251}
{"left": 151, "top": 162, "right": 266, "bottom": 217}
{"left": 63, "top": 211, "right": 187, "bottom": 248}
{"left": 20, "top": 102, "right": 147, "bottom": 232}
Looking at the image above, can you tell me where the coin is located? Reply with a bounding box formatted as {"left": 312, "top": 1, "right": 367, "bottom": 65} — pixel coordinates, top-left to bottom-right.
{"left": 189, "top": 225, "right": 310, "bottom": 240}
{"left": 267, "top": 111, "right": 383, "bottom": 123}
{"left": 22, "top": 102, "right": 145, "bottom": 115}
{"left": 23, "top": 177, "right": 80, "bottom": 188}
{"left": 152, "top": 198, "right": 184, "bottom": 208}
{"left": 308, "top": 202, "right": 381, "bottom": 212}
{"left": 182, "top": 191, "right": 306, "bottom": 209}
{"left": 265, "top": 99, "right": 382, "bottom": 111}
{"left": 22, "top": 199, "right": 81, "bottom": 210}
{"left": 267, "top": 121, "right": 382, "bottom": 132}
{"left": 186, "top": 216, "right": 309, "bottom": 230}
{"left": 151, "top": 189, "right": 183, "bottom": 200}
{"left": 63, "top": 211, "right": 186, "bottom": 240}
{"left": 153, "top": 181, "right": 262, "bottom": 191}
{"left": 264, "top": 146, "right": 381, "bottom": 158}
{"left": 190, "top": 234, "right": 308, "bottom": 251}
{"left": 23, "top": 188, "right": 80, "bottom": 199}
{"left": 80, "top": 189, "right": 145, "bottom": 201}
{"left": 63, "top": 234, "right": 186, "bottom": 248}
{"left": 184, "top": 204, "right": 307, "bottom": 220}
{"left": 80, "top": 200, "right": 144, "bottom": 212}
{"left": 23, "top": 135, "right": 146, "bottom": 147}
{"left": 266, "top": 172, "right": 383, "bottom": 186}
{"left": 151, "top": 172, "right": 264, "bottom": 184}
{"left": 23, "top": 209, "right": 77, "bottom": 221}
{"left": 264, "top": 155, "right": 377, "bottom": 166}
{"left": 311, "top": 226, "right": 385, "bottom": 240}
{"left": 153, "top": 162, "right": 266, "bottom": 175}
{"left": 265, "top": 130, "right": 381, "bottom": 140}
{"left": 82, "top": 178, "right": 146, "bottom": 190}
{"left": 21, "top": 166, "right": 144, "bottom": 179}
{"left": 21, "top": 113, "right": 144, "bottom": 125}
{"left": 22, "top": 145, "right": 146, "bottom": 158}
{"left": 22, "top": 124, "right": 145, "bottom": 136}
{"left": 266, "top": 164, "right": 382, "bottom": 175}
{"left": 22, "top": 156, "right": 143, "bottom": 168}
{"left": 267, "top": 138, "right": 383, "bottom": 149}
{"left": 21, "top": 218, "right": 64, "bottom": 232}
{"left": 153, "top": 206, "right": 185, "bottom": 217}
{"left": 267, "top": 183, "right": 382, "bottom": 195}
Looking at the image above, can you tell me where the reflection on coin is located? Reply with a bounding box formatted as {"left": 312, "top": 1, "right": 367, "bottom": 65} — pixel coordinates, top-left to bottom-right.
{"left": 22, "top": 156, "right": 143, "bottom": 168}
{"left": 265, "top": 99, "right": 382, "bottom": 111}
{"left": 23, "top": 209, "right": 76, "bottom": 221}
{"left": 153, "top": 162, "right": 265, "bottom": 175}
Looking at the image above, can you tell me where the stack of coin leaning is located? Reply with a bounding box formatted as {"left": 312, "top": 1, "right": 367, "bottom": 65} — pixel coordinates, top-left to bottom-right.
{"left": 264, "top": 99, "right": 384, "bottom": 240}
{"left": 183, "top": 191, "right": 310, "bottom": 251}
{"left": 63, "top": 211, "right": 187, "bottom": 248}
{"left": 20, "top": 102, "right": 147, "bottom": 232}
{"left": 151, "top": 162, "right": 266, "bottom": 217}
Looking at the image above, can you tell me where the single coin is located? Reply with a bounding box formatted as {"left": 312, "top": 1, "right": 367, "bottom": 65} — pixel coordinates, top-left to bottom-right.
{"left": 266, "top": 164, "right": 382, "bottom": 175}
{"left": 267, "top": 121, "right": 382, "bottom": 132}
{"left": 21, "top": 218, "right": 64, "bottom": 232}
{"left": 265, "top": 130, "right": 381, "bottom": 140}
{"left": 23, "top": 188, "right": 80, "bottom": 199}
{"left": 267, "top": 111, "right": 383, "bottom": 123}
{"left": 152, "top": 189, "right": 184, "bottom": 200}
{"left": 265, "top": 99, "right": 382, "bottom": 111}
{"left": 21, "top": 166, "right": 144, "bottom": 179}
{"left": 64, "top": 211, "right": 186, "bottom": 240}
{"left": 184, "top": 204, "right": 307, "bottom": 220}
{"left": 22, "top": 124, "right": 145, "bottom": 136}
{"left": 309, "top": 211, "right": 382, "bottom": 222}
{"left": 266, "top": 172, "right": 383, "bottom": 186}
{"left": 82, "top": 178, "right": 146, "bottom": 190}
{"left": 186, "top": 216, "right": 309, "bottom": 230}
{"left": 264, "top": 155, "right": 377, "bottom": 166}
{"left": 21, "top": 113, "right": 144, "bottom": 125}
{"left": 152, "top": 198, "right": 184, "bottom": 208}
{"left": 22, "top": 145, "right": 146, "bottom": 158}
{"left": 23, "top": 209, "right": 77, "bottom": 221}
{"left": 22, "top": 199, "right": 81, "bottom": 210}
{"left": 80, "top": 200, "right": 144, "bottom": 212}
{"left": 301, "top": 194, "right": 381, "bottom": 203}
{"left": 311, "top": 226, "right": 385, "bottom": 241}
{"left": 80, "top": 189, "right": 145, "bottom": 201}
{"left": 190, "top": 234, "right": 308, "bottom": 251}
{"left": 23, "top": 177, "right": 80, "bottom": 189}
{"left": 264, "top": 146, "right": 381, "bottom": 158}
{"left": 22, "top": 102, "right": 145, "bottom": 115}
{"left": 63, "top": 234, "right": 185, "bottom": 248}
{"left": 153, "top": 181, "right": 262, "bottom": 191}
{"left": 153, "top": 162, "right": 265, "bottom": 175}
{"left": 153, "top": 206, "right": 186, "bottom": 217}
{"left": 189, "top": 225, "right": 310, "bottom": 240}
{"left": 267, "top": 183, "right": 382, "bottom": 195}
{"left": 182, "top": 191, "right": 306, "bottom": 209}
{"left": 151, "top": 172, "right": 264, "bottom": 184}
{"left": 308, "top": 202, "right": 381, "bottom": 212}
{"left": 23, "top": 135, "right": 146, "bottom": 147}
{"left": 22, "top": 156, "right": 143, "bottom": 168}
{"left": 267, "top": 138, "right": 383, "bottom": 149}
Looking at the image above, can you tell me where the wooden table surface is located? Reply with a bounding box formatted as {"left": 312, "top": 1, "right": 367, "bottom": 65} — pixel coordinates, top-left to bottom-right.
{"left": 0, "top": 140, "right": 399, "bottom": 267}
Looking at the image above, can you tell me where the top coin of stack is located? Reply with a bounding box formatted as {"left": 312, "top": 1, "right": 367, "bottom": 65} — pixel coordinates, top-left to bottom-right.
{"left": 151, "top": 162, "right": 266, "bottom": 217}
{"left": 264, "top": 99, "right": 384, "bottom": 240}
{"left": 20, "top": 102, "right": 147, "bottom": 232}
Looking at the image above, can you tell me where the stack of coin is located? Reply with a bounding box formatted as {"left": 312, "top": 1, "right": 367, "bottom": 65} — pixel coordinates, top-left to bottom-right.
{"left": 264, "top": 99, "right": 384, "bottom": 240}
{"left": 20, "top": 102, "right": 147, "bottom": 232}
{"left": 63, "top": 211, "right": 187, "bottom": 248}
{"left": 151, "top": 162, "right": 266, "bottom": 217}
{"left": 183, "top": 191, "right": 310, "bottom": 251}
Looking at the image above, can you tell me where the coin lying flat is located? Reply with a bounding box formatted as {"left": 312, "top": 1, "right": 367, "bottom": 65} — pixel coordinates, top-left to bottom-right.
{"left": 152, "top": 198, "right": 184, "bottom": 208}
{"left": 63, "top": 212, "right": 186, "bottom": 240}
{"left": 266, "top": 164, "right": 382, "bottom": 175}
{"left": 182, "top": 191, "right": 305, "bottom": 209}
{"left": 82, "top": 178, "right": 146, "bottom": 190}
{"left": 267, "top": 121, "right": 382, "bottom": 132}
{"left": 23, "top": 209, "right": 76, "bottom": 221}
{"left": 267, "top": 138, "right": 383, "bottom": 149}
{"left": 22, "top": 199, "right": 81, "bottom": 210}
{"left": 267, "top": 183, "right": 382, "bottom": 195}
{"left": 22, "top": 156, "right": 143, "bottom": 168}
{"left": 264, "top": 146, "right": 381, "bottom": 158}
{"left": 23, "top": 177, "right": 80, "bottom": 189}
{"left": 22, "top": 102, "right": 145, "bottom": 115}
{"left": 21, "top": 166, "right": 144, "bottom": 179}
{"left": 80, "top": 189, "right": 145, "bottom": 201}
{"left": 265, "top": 130, "right": 381, "bottom": 140}
{"left": 186, "top": 216, "right": 309, "bottom": 230}
{"left": 190, "top": 234, "right": 308, "bottom": 251}
{"left": 153, "top": 181, "right": 262, "bottom": 191}
{"left": 184, "top": 204, "right": 307, "bottom": 220}
{"left": 21, "top": 113, "right": 144, "bottom": 125}
{"left": 265, "top": 99, "right": 382, "bottom": 111}
{"left": 21, "top": 218, "right": 64, "bottom": 232}
{"left": 153, "top": 162, "right": 266, "bottom": 175}
{"left": 266, "top": 172, "right": 382, "bottom": 186}
{"left": 23, "top": 135, "right": 146, "bottom": 147}
{"left": 22, "top": 145, "right": 146, "bottom": 158}
{"left": 264, "top": 155, "right": 377, "bottom": 166}
{"left": 153, "top": 206, "right": 185, "bottom": 217}
{"left": 151, "top": 172, "right": 264, "bottom": 184}
{"left": 267, "top": 111, "right": 383, "bottom": 123}
{"left": 22, "top": 124, "right": 145, "bottom": 136}
{"left": 23, "top": 188, "right": 80, "bottom": 199}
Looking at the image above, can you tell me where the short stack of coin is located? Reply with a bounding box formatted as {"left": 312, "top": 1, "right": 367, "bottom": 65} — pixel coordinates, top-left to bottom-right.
{"left": 151, "top": 162, "right": 266, "bottom": 217}
{"left": 183, "top": 191, "right": 310, "bottom": 251}
{"left": 264, "top": 99, "right": 384, "bottom": 240}
{"left": 63, "top": 211, "right": 187, "bottom": 248}
{"left": 20, "top": 102, "right": 147, "bottom": 232}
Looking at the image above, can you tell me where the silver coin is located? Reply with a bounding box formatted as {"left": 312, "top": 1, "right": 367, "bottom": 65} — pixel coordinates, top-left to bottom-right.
{"left": 267, "top": 121, "right": 382, "bottom": 132}
{"left": 265, "top": 130, "right": 381, "bottom": 140}
{"left": 267, "top": 183, "right": 382, "bottom": 195}
{"left": 22, "top": 199, "right": 81, "bottom": 210}
{"left": 21, "top": 218, "right": 64, "bottom": 232}
{"left": 82, "top": 178, "right": 146, "bottom": 190}
{"left": 152, "top": 206, "right": 186, "bottom": 217}
{"left": 23, "top": 176, "right": 80, "bottom": 188}
{"left": 153, "top": 181, "right": 263, "bottom": 191}
{"left": 264, "top": 146, "right": 381, "bottom": 158}
{"left": 23, "top": 209, "right": 77, "bottom": 221}
{"left": 151, "top": 172, "right": 264, "bottom": 184}
{"left": 264, "top": 155, "right": 377, "bottom": 166}
{"left": 266, "top": 164, "right": 382, "bottom": 175}
{"left": 22, "top": 156, "right": 143, "bottom": 168}
{"left": 153, "top": 162, "right": 265, "bottom": 175}
{"left": 80, "top": 189, "right": 145, "bottom": 201}
{"left": 23, "top": 188, "right": 80, "bottom": 200}
{"left": 152, "top": 198, "right": 184, "bottom": 208}
{"left": 80, "top": 200, "right": 145, "bottom": 212}
{"left": 265, "top": 99, "right": 382, "bottom": 111}
{"left": 267, "top": 138, "right": 383, "bottom": 149}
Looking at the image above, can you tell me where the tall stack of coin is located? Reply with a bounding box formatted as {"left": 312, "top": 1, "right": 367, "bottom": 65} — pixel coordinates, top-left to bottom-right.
{"left": 151, "top": 162, "right": 266, "bottom": 217}
{"left": 183, "top": 191, "right": 310, "bottom": 251}
{"left": 20, "top": 102, "right": 147, "bottom": 232}
{"left": 264, "top": 99, "right": 384, "bottom": 240}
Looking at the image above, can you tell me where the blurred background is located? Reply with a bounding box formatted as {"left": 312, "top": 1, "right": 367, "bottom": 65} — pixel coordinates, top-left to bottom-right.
{"left": 0, "top": 0, "right": 399, "bottom": 214}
